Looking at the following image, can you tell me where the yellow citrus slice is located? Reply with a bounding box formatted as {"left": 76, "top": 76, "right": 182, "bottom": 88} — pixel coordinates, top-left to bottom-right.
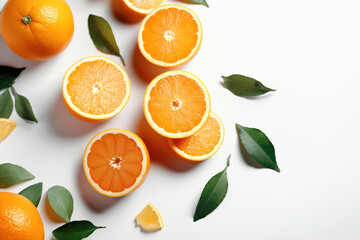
{"left": 143, "top": 70, "right": 211, "bottom": 139}
{"left": 0, "top": 118, "right": 17, "bottom": 142}
{"left": 138, "top": 4, "right": 202, "bottom": 68}
{"left": 112, "top": 0, "right": 167, "bottom": 23}
{"left": 136, "top": 202, "right": 164, "bottom": 232}
{"left": 62, "top": 56, "right": 130, "bottom": 122}
{"left": 83, "top": 129, "right": 150, "bottom": 197}
{"left": 167, "top": 112, "right": 225, "bottom": 161}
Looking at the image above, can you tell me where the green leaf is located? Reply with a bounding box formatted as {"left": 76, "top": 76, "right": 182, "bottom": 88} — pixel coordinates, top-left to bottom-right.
{"left": 182, "top": 0, "right": 209, "bottom": 7}
{"left": 236, "top": 124, "right": 280, "bottom": 172}
{"left": 48, "top": 185, "right": 74, "bottom": 222}
{"left": 222, "top": 74, "right": 275, "bottom": 97}
{"left": 194, "top": 155, "right": 230, "bottom": 222}
{"left": 0, "top": 66, "right": 25, "bottom": 90}
{"left": 12, "top": 87, "right": 38, "bottom": 123}
{"left": 88, "top": 14, "right": 125, "bottom": 66}
{"left": 19, "top": 182, "right": 43, "bottom": 207}
{"left": 0, "top": 89, "right": 13, "bottom": 118}
{"left": 0, "top": 163, "right": 35, "bottom": 188}
{"left": 52, "top": 220, "right": 105, "bottom": 240}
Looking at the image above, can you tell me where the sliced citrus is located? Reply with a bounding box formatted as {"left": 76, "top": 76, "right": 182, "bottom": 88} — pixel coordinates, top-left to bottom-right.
{"left": 143, "top": 70, "right": 211, "bottom": 139}
{"left": 83, "top": 129, "right": 150, "bottom": 197}
{"left": 138, "top": 4, "right": 202, "bottom": 68}
{"left": 136, "top": 202, "right": 164, "bottom": 232}
{"left": 112, "top": 0, "right": 167, "bottom": 23}
{"left": 62, "top": 56, "right": 130, "bottom": 122}
{"left": 0, "top": 118, "right": 17, "bottom": 142}
{"left": 167, "top": 112, "right": 225, "bottom": 161}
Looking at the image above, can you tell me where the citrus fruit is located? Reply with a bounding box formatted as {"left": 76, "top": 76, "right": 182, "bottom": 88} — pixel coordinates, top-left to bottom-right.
{"left": 112, "top": 0, "right": 167, "bottom": 23}
{"left": 83, "top": 129, "right": 150, "bottom": 197}
{"left": 0, "top": 118, "right": 17, "bottom": 142}
{"left": 0, "top": 192, "right": 44, "bottom": 240}
{"left": 138, "top": 4, "right": 202, "bottom": 68}
{"left": 62, "top": 56, "right": 130, "bottom": 122}
{"left": 167, "top": 112, "right": 225, "bottom": 161}
{"left": 143, "top": 70, "right": 211, "bottom": 139}
{"left": 0, "top": 0, "right": 74, "bottom": 61}
{"left": 136, "top": 202, "right": 164, "bottom": 232}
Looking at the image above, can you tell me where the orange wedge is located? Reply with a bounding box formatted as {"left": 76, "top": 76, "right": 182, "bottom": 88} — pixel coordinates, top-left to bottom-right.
{"left": 136, "top": 202, "right": 164, "bottom": 232}
{"left": 0, "top": 119, "right": 17, "bottom": 142}
{"left": 83, "top": 129, "right": 150, "bottom": 197}
{"left": 143, "top": 70, "right": 211, "bottom": 139}
{"left": 62, "top": 56, "right": 130, "bottom": 122}
{"left": 112, "top": 0, "right": 167, "bottom": 23}
{"left": 167, "top": 112, "right": 225, "bottom": 161}
{"left": 138, "top": 4, "right": 202, "bottom": 68}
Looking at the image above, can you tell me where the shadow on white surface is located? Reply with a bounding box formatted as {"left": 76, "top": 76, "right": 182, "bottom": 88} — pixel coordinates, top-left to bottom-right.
{"left": 136, "top": 116, "right": 200, "bottom": 172}
{"left": 50, "top": 91, "right": 106, "bottom": 138}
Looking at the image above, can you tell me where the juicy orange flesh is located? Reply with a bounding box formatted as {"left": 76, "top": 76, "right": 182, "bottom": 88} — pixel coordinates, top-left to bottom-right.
{"left": 141, "top": 8, "right": 199, "bottom": 63}
{"left": 129, "top": 0, "right": 165, "bottom": 11}
{"left": 172, "top": 115, "right": 220, "bottom": 156}
{"left": 148, "top": 74, "right": 207, "bottom": 134}
{"left": 87, "top": 133, "right": 143, "bottom": 192}
{"left": 136, "top": 204, "right": 162, "bottom": 230}
{"left": 66, "top": 60, "right": 126, "bottom": 115}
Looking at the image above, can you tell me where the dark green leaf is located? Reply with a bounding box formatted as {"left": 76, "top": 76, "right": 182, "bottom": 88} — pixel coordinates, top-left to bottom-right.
{"left": 236, "top": 124, "right": 280, "bottom": 172}
{"left": 48, "top": 185, "right": 74, "bottom": 222}
{"left": 12, "top": 87, "right": 38, "bottom": 123}
{"left": 0, "top": 163, "right": 35, "bottom": 188}
{"left": 222, "top": 74, "right": 275, "bottom": 97}
{"left": 0, "top": 66, "right": 25, "bottom": 90}
{"left": 182, "top": 0, "right": 209, "bottom": 7}
{"left": 19, "top": 182, "right": 43, "bottom": 207}
{"left": 52, "top": 220, "right": 105, "bottom": 240}
{"left": 194, "top": 155, "right": 230, "bottom": 221}
{"left": 0, "top": 89, "right": 13, "bottom": 118}
{"left": 88, "top": 14, "right": 125, "bottom": 66}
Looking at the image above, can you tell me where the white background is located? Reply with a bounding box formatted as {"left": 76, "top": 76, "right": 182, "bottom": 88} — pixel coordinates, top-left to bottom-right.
{"left": 1, "top": 0, "right": 360, "bottom": 239}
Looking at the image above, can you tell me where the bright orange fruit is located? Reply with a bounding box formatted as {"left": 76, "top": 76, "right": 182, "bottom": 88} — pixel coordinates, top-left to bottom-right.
{"left": 138, "top": 4, "right": 202, "bottom": 68}
{"left": 83, "top": 129, "right": 150, "bottom": 197}
{"left": 167, "top": 112, "right": 225, "bottom": 161}
{"left": 112, "top": 0, "right": 167, "bottom": 23}
{"left": 0, "top": 0, "right": 74, "bottom": 61}
{"left": 136, "top": 202, "right": 164, "bottom": 232}
{"left": 0, "top": 192, "right": 44, "bottom": 240}
{"left": 143, "top": 70, "right": 211, "bottom": 139}
{"left": 62, "top": 56, "right": 131, "bottom": 122}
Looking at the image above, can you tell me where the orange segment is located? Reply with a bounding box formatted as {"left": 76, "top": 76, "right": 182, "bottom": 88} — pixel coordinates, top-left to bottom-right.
{"left": 167, "top": 112, "right": 225, "bottom": 161}
{"left": 62, "top": 56, "right": 130, "bottom": 122}
{"left": 83, "top": 129, "right": 150, "bottom": 197}
{"left": 138, "top": 4, "right": 202, "bottom": 68}
{"left": 143, "top": 70, "right": 211, "bottom": 139}
{"left": 136, "top": 202, "right": 164, "bottom": 232}
{"left": 0, "top": 119, "right": 17, "bottom": 142}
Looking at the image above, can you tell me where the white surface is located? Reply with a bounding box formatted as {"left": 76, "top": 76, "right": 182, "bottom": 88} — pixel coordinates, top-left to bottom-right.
{"left": 1, "top": 0, "right": 360, "bottom": 239}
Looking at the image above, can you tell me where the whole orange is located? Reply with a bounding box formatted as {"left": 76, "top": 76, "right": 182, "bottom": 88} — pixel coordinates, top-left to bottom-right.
{"left": 0, "top": 192, "right": 44, "bottom": 240}
{"left": 0, "top": 0, "right": 74, "bottom": 61}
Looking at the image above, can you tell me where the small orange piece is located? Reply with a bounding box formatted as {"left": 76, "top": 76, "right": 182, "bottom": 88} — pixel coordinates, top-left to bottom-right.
{"left": 0, "top": 0, "right": 74, "bottom": 61}
{"left": 0, "top": 118, "right": 17, "bottom": 142}
{"left": 112, "top": 0, "right": 167, "bottom": 23}
{"left": 83, "top": 129, "right": 150, "bottom": 197}
{"left": 167, "top": 112, "right": 225, "bottom": 161}
{"left": 62, "top": 56, "right": 131, "bottom": 122}
{"left": 136, "top": 202, "right": 164, "bottom": 232}
{"left": 143, "top": 70, "right": 211, "bottom": 139}
{"left": 0, "top": 192, "right": 44, "bottom": 240}
{"left": 138, "top": 4, "right": 202, "bottom": 68}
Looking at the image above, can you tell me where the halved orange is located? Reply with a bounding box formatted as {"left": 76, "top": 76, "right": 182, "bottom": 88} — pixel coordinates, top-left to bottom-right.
{"left": 112, "top": 0, "right": 167, "bottom": 23}
{"left": 138, "top": 4, "right": 202, "bottom": 68}
{"left": 62, "top": 56, "right": 130, "bottom": 122}
{"left": 135, "top": 202, "right": 164, "bottom": 232}
{"left": 143, "top": 70, "right": 211, "bottom": 139}
{"left": 83, "top": 129, "right": 150, "bottom": 197}
{"left": 0, "top": 119, "right": 17, "bottom": 142}
{"left": 167, "top": 112, "right": 225, "bottom": 161}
